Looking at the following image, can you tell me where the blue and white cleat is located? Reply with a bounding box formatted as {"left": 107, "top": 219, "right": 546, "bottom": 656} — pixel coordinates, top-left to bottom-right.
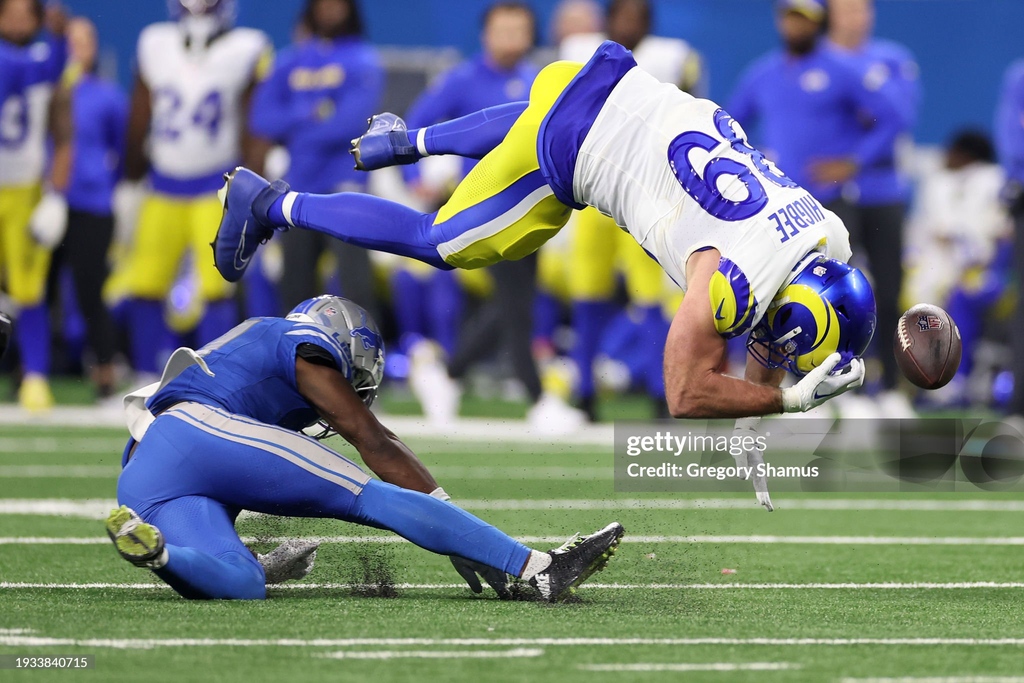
{"left": 350, "top": 113, "right": 419, "bottom": 171}
{"left": 212, "top": 167, "right": 289, "bottom": 283}
{"left": 105, "top": 505, "right": 167, "bottom": 569}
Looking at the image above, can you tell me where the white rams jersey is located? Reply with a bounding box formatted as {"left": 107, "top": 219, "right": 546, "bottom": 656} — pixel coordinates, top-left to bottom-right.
{"left": 560, "top": 33, "right": 704, "bottom": 96}
{"left": 573, "top": 66, "right": 852, "bottom": 333}
{"left": 0, "top": 42, "right": 59, "bottom": 186}
{"left": 137, "top": 23, "right": 269, "bottom": 180}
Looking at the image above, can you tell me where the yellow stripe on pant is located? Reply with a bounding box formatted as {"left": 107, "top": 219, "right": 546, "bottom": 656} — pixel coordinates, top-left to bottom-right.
{"left": 433, "top": 61, "right": 583, "bottom": 270}
{"left": 119, "top": 192, "right": 233, "bottom": 301}
{"left": 568, "top": 206, "right": 667, "bottom": 307}
{"left": 0, "top": 184, "right": 50, "bottom": 306}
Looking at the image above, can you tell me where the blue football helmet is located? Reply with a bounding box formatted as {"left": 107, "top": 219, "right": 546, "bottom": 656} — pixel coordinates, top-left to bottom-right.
{"left": 748, "top": 255, "right": 876, "bottom": 376}
{"left": 287, "top": 295, "right": 385, "bottom": 408}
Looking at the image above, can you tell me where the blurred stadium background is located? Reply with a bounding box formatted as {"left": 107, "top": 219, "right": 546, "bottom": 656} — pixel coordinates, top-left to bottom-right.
{"left": 4, "top": 3, "right": 1024, "bottom": 681}
{"left": 0, "top": 0, "right": 1022, "bottom": 427}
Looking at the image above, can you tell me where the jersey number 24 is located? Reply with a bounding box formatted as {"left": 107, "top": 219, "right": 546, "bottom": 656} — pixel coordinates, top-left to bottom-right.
{"left": 152, "top": 88, "right": 223, "bottom": 141}
{"left": 668, "top": 109, "right": 796, "bottom": 222}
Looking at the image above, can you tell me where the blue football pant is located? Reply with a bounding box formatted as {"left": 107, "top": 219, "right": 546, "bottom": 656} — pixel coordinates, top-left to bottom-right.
{"left": 117, "top": 402, "right": 532, "bottom": 599}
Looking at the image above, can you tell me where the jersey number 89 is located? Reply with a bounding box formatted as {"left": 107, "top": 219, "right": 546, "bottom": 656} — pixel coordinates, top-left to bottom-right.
{"left": 668, "top": 109, "right": 796, "bottom": 222}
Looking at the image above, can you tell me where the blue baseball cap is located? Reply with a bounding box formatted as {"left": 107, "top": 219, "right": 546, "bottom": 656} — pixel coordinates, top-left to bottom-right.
{"left": 776, "top": 0, "right": 826, "bottom": 21}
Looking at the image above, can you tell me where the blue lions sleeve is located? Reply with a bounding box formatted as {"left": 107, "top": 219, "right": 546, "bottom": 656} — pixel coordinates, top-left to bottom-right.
{"left": 148, "top": 318, "right": 355, "bottom": 431}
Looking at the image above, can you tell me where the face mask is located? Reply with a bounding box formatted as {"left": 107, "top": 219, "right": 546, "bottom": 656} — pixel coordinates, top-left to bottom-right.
{"left": 179, "top": 13, "right": 221, "bottom": 49}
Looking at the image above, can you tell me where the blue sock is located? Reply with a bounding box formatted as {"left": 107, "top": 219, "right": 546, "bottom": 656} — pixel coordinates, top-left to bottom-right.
{"left": 16, "top": 304, "right": 49, "bottom": 376}
{"left": 128, "top": 299, "right": 168, "bottom": 375}
{"left": 572, "top": 300, "right": 615, "bottom": 399}
{"left": 267, "top": 195, "right": 287, "bottom": 226}
{"left": 428, "top": 270, "right": 464, "bottom": 357}
{"left": 409, "top": 102, "right": 527, "bottom": 160}
{"left": 351, "top": 480, "right": 532, "bottom": 576}
{"left": 197, "top": 299, "right": 237, "bottom": 346}
{"left": 533, "top": 292, "right": 561, "bottom": 343}
{"left": 155, "top": 547, "right": 265, "bottom": 600}
{"left": 391, "top": 270, "right": 427, "bottom": 353}
{"left": 243, "top": 255, "right": 280, "bottom": 318}
{"left": 634, "top": 305, "right": 668, "bottom": 397}
{"left": 290, "top": 193, "right": 450, "bottom": 270}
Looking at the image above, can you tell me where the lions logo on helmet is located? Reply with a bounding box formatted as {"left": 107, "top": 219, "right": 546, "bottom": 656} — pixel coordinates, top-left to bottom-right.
{"left": 748, "top": 255, "right": 876, "bottom": 376}
{"left": 287, "top": 295, "right": 385, "bottom": 407}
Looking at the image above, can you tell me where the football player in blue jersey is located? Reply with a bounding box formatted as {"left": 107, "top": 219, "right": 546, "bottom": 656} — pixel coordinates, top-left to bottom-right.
{"left": 0, "top": 0, "right": 67, "bottom": 410}
{"left": 106, "top": 295, "right": 623, "bottom": 602}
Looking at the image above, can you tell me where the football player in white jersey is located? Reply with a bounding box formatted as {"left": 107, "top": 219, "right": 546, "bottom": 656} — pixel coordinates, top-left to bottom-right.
{"left": 214, "top": 42, "right": 875, "bottom": 445}
{"left": 551, "top": 0, "right": 707, "bottom": 421}
{"left": 115, "top": 0, "right": 271, "bottom": 381}
{"left": 0, "top": 0, "right": 67, "bottom": 410}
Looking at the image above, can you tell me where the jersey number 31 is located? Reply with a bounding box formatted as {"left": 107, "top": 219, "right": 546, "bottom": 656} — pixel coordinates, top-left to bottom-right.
{"left": 668, "top": 109, "right": 796, "bottom": 222}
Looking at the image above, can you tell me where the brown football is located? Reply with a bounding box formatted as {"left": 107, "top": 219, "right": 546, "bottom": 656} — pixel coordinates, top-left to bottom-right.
{"left": 894, "top": 304, "right": 962, "bottom": 389}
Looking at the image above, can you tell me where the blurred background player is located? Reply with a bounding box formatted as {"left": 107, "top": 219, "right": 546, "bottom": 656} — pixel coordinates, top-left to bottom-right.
{"left": 399, "top": 1, "right": 584, "bottom": 431}
{"left": 825, "top": 0, "right": 920, "bottom": 410}
{"left": 39, "top": 17, "right": 126, "bottom": 401}
{"left": 117, "top": 0, "right": 271, "bottom": 382}
{"left": 555, "top": 0, "right": 705, "bottom": 421}
{"left": 728, "top": 0, "right": 905, "bottom": 415}
{"left": 250, "top": 0, "right": 382, "bottom": 320}
{"left": 0, "top": 0, "right": 66, "bottom": 410}
{"left": 905, "top": 131, "right": 1010, "bottom": 407}
{"left": 996, "top": 53, "right": 1024, "bottom": 418}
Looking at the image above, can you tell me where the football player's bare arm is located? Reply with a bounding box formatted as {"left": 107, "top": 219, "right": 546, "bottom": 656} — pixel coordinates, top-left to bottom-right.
{"left": 295, "top": 357, "right": 440, "bottom": 494}
{"left": 47, "top": 84, "right": 73, "bottom": 192}
{"left": 125, "top": 74, "right": 152, "bottom": 181}
{"left": 744, "top": 347, "right": 786, "bottom": 388}
{"left": 663, "top": 249, "right": 784, "bottom": 418}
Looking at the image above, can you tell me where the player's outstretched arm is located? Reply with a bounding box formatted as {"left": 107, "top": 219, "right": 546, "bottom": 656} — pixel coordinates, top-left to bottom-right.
{"left": 663, "top": 250, "right": 786, "bottom": 419}
{"left": 295, "top": 358, "right": 440, "bottom": 494}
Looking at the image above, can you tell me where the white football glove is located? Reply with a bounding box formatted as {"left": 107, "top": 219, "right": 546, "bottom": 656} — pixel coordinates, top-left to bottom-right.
{"left": 733, "top": 416, "right": 773, "bottom": 512}
{"left": 112, "top": 181, "right": 145, "bottom": 247}
{"left": 29, "top": 192, "right": 68, "bottom": 248}
{"left": 781, "top": 352, "right": 865, "bottom": 413}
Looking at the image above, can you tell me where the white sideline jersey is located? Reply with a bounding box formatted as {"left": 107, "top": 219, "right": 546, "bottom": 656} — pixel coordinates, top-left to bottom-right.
{"left": 572, "top": 66, "right": 852, "bottom": 331}
{"left": 560, "top": 33, "right": 704, "bottom": 95}
{"left": 137, "top": 23, "right": 269, "bottom": 180}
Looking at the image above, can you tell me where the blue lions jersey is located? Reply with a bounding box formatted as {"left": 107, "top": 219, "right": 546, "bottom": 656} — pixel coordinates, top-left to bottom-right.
{"left": 147, "top": 317, "right": 354, "bottom": 431}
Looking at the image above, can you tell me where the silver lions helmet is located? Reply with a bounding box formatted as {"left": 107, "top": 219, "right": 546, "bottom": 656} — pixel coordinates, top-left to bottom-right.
{"left": 286, "top": 295, "right": 385, "bottom": 408}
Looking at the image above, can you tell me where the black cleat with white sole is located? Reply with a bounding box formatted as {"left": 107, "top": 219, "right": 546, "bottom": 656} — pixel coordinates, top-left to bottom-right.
{"left": 529, "top": 522, "right": 624, "bottom": 602}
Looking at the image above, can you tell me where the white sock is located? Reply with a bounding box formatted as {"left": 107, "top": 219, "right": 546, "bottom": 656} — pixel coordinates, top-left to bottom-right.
{"left": 518, "top": 550, "right": 552, "bottom": 580}
{"left": 415, "top": 128, "right": 429, "bottom": 157}
{"left": 281, "top": 192, "right": 298, "bottom": 228}
{"left": 146, "top": 547, "right": 169, "bottom": 570}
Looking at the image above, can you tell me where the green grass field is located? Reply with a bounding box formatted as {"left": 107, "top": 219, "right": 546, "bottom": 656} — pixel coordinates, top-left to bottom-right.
{"left": 1, "top": 420, "right": 1024, "bottom": 682}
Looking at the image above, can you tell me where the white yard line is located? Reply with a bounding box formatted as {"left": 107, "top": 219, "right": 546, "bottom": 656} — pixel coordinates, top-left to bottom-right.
{"left": 3, "top": 498, "right": 1024, "bottom": 520}
{"left": 0, "top": 408, "right": 616, "bottom": 445}
{"left": 1, "top": 635, "right": 1023, "bottom": 649}
{"left": 0, "top": 466, "right": 121, "bottom": 478}
{"left": 6, "top": 534, "right": 1024, "bottom": 545}
{"left": 2, "top": 581, "right": 1023, "bottom": 591}
{"left": 318, "top": 648, "right": 544, "bottom": 660}
{"left": 840, "top": 678, "right": 1024, "bottom": 683}
{"left": 580, "top": 662, "right": 800, "bottom": 672}
{"left": 0, "top": 466, "right": 610, "bottom": 479}
{"left": 0, "top": 437, "right": 128, "bottom": 453}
